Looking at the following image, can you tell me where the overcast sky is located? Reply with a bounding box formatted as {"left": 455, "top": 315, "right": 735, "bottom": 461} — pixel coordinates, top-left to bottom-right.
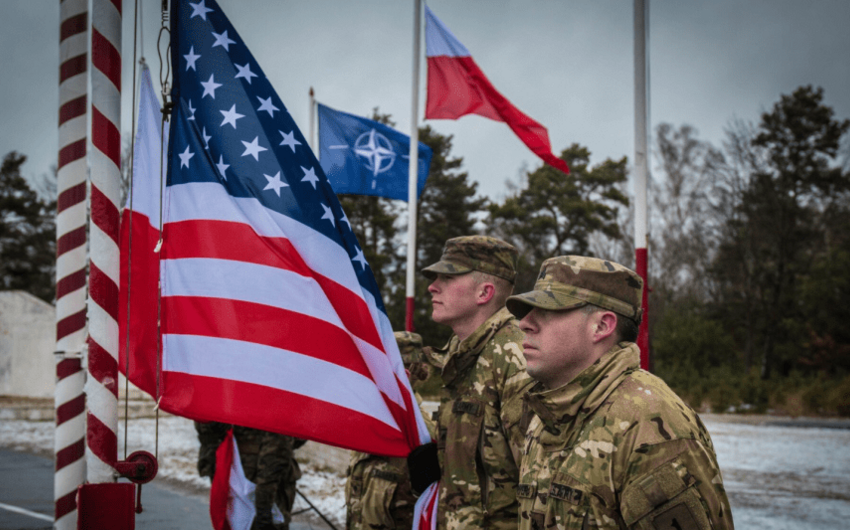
{"left": 2, "top": 0, "right": 849, "bottom": 202}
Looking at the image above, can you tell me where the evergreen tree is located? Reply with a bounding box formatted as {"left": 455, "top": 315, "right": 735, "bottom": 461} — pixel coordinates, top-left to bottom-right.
{"left": 0, "top": 151, "right": 56, "bottom": 302}
{"left": 386, "top": 125, "right": 487, "bottom": 347}
{"left": 712, "top": 86, "right": 850, "bottom": 377}
{"left": 487, "top": 144, "right": 628, "bottom": 290}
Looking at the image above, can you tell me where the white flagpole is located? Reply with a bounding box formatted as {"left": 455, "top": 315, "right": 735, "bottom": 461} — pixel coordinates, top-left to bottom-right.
{"left": 405, "top": 0, "right": 422, "bottom": 331}
{"left": 634, "top": 0, "right": 650, "bottom": 370}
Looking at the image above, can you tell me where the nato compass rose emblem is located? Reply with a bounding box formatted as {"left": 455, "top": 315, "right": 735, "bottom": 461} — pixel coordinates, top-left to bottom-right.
{"left": 354, "top": 129, "right": 397, "bottom": 187}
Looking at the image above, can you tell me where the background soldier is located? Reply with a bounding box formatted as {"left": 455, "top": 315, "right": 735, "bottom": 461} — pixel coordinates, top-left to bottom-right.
{"left": 408, "top": 235, "right": 533, "bottom": 530}
{"left": 195, "top": 422, "right": 303, "bottom": 530}
{"left": 345, "top": 331, "right": 438, "bottom": 530}
{"left": 506, "top": 256, "right": 733, "bottom": 530}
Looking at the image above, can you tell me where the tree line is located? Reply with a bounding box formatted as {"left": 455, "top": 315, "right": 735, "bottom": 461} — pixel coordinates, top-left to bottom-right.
{"left": 2, "top": 86, "right": 847, "bottom": 415}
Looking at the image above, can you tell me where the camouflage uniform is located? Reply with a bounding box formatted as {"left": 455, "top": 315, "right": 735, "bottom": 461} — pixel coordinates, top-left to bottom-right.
{"left": 195, "top": 422, "right": 302, "bottom": 530}
{"left": 195, "top": 420, "right": 230, "bottom": 478}
{"left": 234, "top": 426, "right": 302, "bottom": 530}
{"left": 344, "top": 332, "right": 437, "bottom": 530}
{"left": 423, "top": 236, "right": 534, "bottom": 530}
{"left": 506, "top": 257, "right": 733, "bottom": 530}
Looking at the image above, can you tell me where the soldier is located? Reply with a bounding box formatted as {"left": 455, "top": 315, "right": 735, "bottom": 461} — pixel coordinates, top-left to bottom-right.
{"left": 408, "top": 235, "right": 533, "bottom": 530}
{"left": 195, "top": 422, "right": 302, "bottom": 530}
{"left": 233, "top": 427, "right": 302, "bottom": 530}
{"left": 505, "top": 256, "right": 734, "bottom": 530}
{"left": 345, "top": 331, "right": 437, "bottom": 530}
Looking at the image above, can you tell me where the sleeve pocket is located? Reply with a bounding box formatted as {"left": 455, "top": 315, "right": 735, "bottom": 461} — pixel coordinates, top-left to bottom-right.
{"left": 621, "top": 459, "right": 712, "bottom": 530}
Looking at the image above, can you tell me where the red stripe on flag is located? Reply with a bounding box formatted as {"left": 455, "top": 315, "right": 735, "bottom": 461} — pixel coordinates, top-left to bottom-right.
{"left": 161, "top": 372, "right": 411, "bottom": 457}
{"left": 110, "top": 0, "right": 122, "bottom": 15}
{"left": 119, "top": 209, "right": 161, "bottom": 398}
{"left": 163, "top": 296, "right": 374, "bottom": 379}
{"left": 59, "top": 95, "right": 87, "bottom": 126}
{"left": 88, "top": 338, "right": 119, "bottom": 397}
{"left": 210, "top": 429, "right": 234, "bottom": 530}
{"left": 57, "top": 394, "right": 86, "bottom": 424}
{"left": 57, "top": 268, "right": 86, "bottom": 299}
{"left": 92, "top": 28, "right": 121, "bottom": 92}
{"left": 87, "top": 412, "right": 118, "bottom": 464}
{"left": 58, "top": 138, "right": 86, "bottom": 169}
{"left": 166, "top": 219, "right": 385, "bottom": 352}
{"left": 60, "top": 12, "right": 87, "bottom": 42}
{"left": 57, "top": 309, "right": 87, "bottom": 341}
{"left": 59, "top": 53, "right": 87, "bottom": 84}
{"left": 90, "top": 262, "right": 119, "bottom": 322}
{"left": 92, "top": 106, "right": 122, "bottom": 169}
{"left": 426, "top": 55, "right": 569, "bottom": 174}
{"left": 55, "top": 438, "right": 85, "bottom": 470}
{"left": 57, "top": 181, "right": 86, "bottom": 213}
{"left": 91, "top": 185, "right": 120, "bottom": 244}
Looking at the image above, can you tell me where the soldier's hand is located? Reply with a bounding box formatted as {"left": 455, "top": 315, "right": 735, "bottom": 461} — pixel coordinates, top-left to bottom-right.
{"left": 407, "top": 442, "right": 440, "bottom": 495}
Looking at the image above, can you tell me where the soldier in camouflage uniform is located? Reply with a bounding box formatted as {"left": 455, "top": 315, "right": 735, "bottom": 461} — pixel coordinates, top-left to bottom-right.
{"left": 505, "top": 256, "right": 733, "bottom": 530}
{"left": 195, "top": 422, "right": 302, "bottom": 530}
{"left": 345, "top": 331, "right": 438, "bottom": 530}
{"left": 234, "top": 427, "right": 302, "bottom": 530}
{"left": 414, "top": 235, "right": 533, "bottom": 530}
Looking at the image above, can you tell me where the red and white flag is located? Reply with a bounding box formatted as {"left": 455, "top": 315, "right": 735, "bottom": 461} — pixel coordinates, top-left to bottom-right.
{"left": 424, "top": 5, "right": 569, "bottom": 174}
{"left": 119, "top": 64, "right": 167, "bottom": 399}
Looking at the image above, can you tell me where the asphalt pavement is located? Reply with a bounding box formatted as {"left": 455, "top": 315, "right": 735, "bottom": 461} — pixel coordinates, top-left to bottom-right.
{"left": 0, "top": 448, "right": 212, "bottom": 529}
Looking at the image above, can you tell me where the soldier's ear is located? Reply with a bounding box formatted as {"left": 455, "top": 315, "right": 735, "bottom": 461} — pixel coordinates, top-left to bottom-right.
{"left": 591, "top": 311, "right": 618, "bottom": 343}
{"left": 477, "top": 283, "right": 495, "bottom": 305}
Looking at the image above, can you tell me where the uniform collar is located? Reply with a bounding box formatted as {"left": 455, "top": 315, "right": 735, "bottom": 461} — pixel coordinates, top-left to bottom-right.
{"left": 438, "top": 307, "right": 515, "bottom": 386}
{"left": 523, "top": 343, "right": 640, "bottom": 441}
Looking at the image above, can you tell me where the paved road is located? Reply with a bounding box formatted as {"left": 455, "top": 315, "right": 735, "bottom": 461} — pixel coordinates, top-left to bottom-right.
{"left": 0, "top": 448, "right": 317, "bottom": 530}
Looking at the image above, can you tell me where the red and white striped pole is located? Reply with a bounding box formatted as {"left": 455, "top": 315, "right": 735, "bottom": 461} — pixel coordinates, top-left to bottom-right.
{"left": 634, "top": 0, "right": 650, "bottom": 370}
{"left": 55, "top": 0, "right": 89, "bottom": 526}
{"left": 86, "top": 0, "right": 122, "bottom": 484}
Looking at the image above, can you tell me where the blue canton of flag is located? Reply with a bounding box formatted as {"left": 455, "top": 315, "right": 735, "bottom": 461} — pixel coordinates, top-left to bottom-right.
{"left": 154, "top": 0, "right": 431, "bottom": 466}
{"left": 318, "top": 104, "right": 433, "bottom": 202}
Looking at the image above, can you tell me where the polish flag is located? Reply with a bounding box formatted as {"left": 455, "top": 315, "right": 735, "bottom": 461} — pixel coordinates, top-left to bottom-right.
{"left": 118, "top": 64, "right": 167, "bottom": 398}
{"left": 424, "top": 5, "right": 569, "bottom": 174}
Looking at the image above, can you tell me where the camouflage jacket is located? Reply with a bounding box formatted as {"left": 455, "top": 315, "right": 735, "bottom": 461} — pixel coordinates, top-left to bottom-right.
{"left": 518, "top": 343, "right": 733, "bottom": 530}
{"left": 433, "top": 307, "right": 533, "bottom": 530}
{"left": 345, "top": 452, "right": 416, "bottom": 530}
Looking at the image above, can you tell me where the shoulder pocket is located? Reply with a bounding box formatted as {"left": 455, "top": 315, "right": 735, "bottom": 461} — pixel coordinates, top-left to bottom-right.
{"left": 621, "top": 460, "right": 712, "bottom": 530}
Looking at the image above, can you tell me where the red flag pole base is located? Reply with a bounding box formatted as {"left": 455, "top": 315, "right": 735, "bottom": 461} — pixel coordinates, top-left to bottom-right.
{"left": 405, "top": 297, "right": 415, "bottom": 332}
{"left": 76, "top": 483, "right": 136, "bottom": 530}
{"left": 635, "top": 247, "right": 650, "bottom": 371}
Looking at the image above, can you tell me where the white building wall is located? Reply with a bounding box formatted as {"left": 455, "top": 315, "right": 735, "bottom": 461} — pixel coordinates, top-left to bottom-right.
{"left": 0, "top": 290, "right": 56, "bottom": 397}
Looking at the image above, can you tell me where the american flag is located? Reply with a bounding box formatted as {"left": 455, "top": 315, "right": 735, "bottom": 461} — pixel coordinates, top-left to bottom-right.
{"left": 121, "top": 0, "right": 429, "bottom": 457}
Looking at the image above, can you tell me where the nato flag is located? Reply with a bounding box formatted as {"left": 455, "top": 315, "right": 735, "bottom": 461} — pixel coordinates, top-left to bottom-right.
{"left": 318, "top": 104, "right": 433, "bottom": 201}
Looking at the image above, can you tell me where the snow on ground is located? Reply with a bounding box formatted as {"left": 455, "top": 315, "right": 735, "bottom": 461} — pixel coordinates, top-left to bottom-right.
{"left": 703, "top": 418, "right": 850, "bottom": 530}
{"left": 3, "top": 414, "right": 850, "bottom": 529}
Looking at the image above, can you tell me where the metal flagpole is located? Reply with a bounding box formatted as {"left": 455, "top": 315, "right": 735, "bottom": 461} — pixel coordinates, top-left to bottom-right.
{"left": 309, "top": 87, "right": 316, "bottom": 151}
{"left": 405, "top": 0, "right": 422, "bottom": 332}
{"left": 634, "top": 0, "right": 651, "bottom": 370}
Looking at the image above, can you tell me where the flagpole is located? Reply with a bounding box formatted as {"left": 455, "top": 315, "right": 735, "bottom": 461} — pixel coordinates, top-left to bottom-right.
{"left": 634, "top": 0, "right": 650, "bottom": 370}
{"left": 405, "top": 0, "right": 422, "bottom": 332}
{"left": 309, "top": 87, "right": 316, "bottom": 151}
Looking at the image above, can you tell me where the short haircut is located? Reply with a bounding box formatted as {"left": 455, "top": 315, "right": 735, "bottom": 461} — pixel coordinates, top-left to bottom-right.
{"left": 580, "top": 304, "right": 639, "bottom": 343}
{"left": 471, "top": 270, "right": 514, "bottom": 307}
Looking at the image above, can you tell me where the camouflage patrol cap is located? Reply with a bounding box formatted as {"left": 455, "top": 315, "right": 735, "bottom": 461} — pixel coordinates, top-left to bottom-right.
{"left": 394, "top": 331, "right": 424, "bottom": 368}
{"left": 506, "top": 256, "right": 644, "bottom": 323}
{"left": 421, "top": 236, "right": 518, "bottom": 283}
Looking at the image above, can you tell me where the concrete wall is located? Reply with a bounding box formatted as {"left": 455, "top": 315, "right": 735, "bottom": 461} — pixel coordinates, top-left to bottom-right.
{"left": 0, "top": 290, "right": 55, "bottom": 397}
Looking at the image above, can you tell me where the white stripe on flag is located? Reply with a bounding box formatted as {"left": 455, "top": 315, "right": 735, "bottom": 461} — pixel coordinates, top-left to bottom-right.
{"left": 162, "top": 334, "right": 401, "bottom": 430}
